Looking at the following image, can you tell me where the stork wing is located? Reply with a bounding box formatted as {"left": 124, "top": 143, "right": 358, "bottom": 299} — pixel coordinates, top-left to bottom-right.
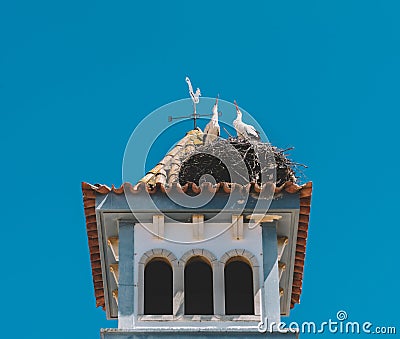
{"left": 204, "top": 121, "right": 211, "bottom": 134}
{"left": 203, "top": 122, "right": 220, "bottom": 144}
{"left": 244, "top": 123, "right": 260, "bottom": 139}
{"left": 204, "top": 121, "right": 220, "bottom": 136}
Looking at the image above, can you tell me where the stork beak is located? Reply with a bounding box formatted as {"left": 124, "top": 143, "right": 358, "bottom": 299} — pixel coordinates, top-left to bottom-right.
{"left": 215, "top": 94, "right": 219, "bottom": 106}
{"left": 234, "top": 100, "right": 239, "bottom": 112}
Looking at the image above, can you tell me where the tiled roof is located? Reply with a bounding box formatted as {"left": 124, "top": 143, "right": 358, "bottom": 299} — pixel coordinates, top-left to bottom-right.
{"left": 139, "top": 129, "right": 204, "bottom": 187}
{"left": 81, "top": 180, "right": 312, "bottom": 311}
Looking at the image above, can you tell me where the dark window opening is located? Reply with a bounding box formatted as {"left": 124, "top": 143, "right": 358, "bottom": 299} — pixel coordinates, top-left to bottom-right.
{"left": 225, "top": 257, "right": 254, "bottom": 315}
{"left": 144, "top": 258, "right": 172, "bottom": 315}
{"left": 184, "top": 256, "right": 213, "bottom": 315}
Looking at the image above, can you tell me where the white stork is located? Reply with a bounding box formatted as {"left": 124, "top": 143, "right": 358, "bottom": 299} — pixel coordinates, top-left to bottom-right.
{"left": 203, "top": 96, "right": 220, "bottom": 144}
{"left": 233, "top": 100, "right": 260, "bottom": 141}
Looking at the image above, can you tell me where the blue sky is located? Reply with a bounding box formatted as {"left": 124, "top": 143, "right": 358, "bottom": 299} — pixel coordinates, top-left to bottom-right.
{"left": 1, "top": 1, "right": 399, "bottom": 338}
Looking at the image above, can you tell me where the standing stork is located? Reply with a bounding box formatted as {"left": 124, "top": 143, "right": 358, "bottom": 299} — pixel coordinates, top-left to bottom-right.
{"left": 233, "top": 100, "right": 260, "bottom": 141}
{"left": 203, "top": 95, "right": 221, "bottom": 144}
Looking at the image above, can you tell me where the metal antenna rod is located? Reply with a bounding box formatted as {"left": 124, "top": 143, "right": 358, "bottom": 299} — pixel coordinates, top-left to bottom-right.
{"left": 223, "top": 126, "right": 233, "bottom": 138}
{"left": 193, "top": 102, "right": 197, "bottom": 129}
{"left": 168, "top": 76, "right": 214, "bottom": 129}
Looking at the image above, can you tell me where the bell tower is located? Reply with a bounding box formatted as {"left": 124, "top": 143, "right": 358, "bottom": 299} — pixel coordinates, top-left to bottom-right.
{"left": 82, "top": 127, "right": 312, "bottom": 338}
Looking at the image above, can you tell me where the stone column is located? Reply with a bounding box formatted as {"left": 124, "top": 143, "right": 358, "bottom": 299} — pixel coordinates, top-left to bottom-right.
{"left": 173, "top": 261, "right": 184, "bottom": 316}
{"left": 212, "top": 261, "right": 225, "bottom": 315}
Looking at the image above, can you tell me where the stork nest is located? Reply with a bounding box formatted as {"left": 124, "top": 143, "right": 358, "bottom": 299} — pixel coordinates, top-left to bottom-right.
{"left": 178, "top": 138, "right": 306, "bottom": 186}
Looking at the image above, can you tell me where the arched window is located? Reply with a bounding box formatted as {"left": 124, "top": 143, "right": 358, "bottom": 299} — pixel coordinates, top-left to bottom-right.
{"left": 184, "top": 256, "right": 213, "bottom": 315}
{"left": 144, "top": 258, "right": 172, "bottom": 315}
{"left": 224, "top": 257, "right": 254, "bottom": 315}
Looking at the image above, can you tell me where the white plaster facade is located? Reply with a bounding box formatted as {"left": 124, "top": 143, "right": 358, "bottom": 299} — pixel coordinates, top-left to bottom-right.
{"left": 134, "top": 217, "right": 264, "bottom": 324}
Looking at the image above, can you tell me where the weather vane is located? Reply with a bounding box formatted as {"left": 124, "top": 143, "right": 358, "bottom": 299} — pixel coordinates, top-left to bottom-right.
{"left": 168, "top": 77, "right": 220, "bottom": 129}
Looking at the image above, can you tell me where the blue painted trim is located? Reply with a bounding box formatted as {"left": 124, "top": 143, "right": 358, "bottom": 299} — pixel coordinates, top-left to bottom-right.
{"left": 261, "top": 222, "right": 281, "bottom": 326}
{"left": 96, "top": 191, "right": 299, "bottom": 213}
{"left": 118, "top": 221, "right": 135, "bottom": 329}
